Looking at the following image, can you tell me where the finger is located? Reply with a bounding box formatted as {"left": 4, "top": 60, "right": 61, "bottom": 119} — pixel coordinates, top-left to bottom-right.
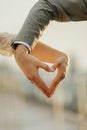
{"left": 51, "top": 62, "right": 67, "bottom": 89}
{"left": 49, "top": 57, "right": 68, "bottom": 97}
{"left": 51, "top": 57, "right": 63, "bottom": 71}
{"left": 49, "top": 71, "right": 65, "bottom": 96}
{"left": 38, "top": 62, "right": 52, "bottom": 72}
{"left": 58, "top": 63, "right": 67, "bottom": 77}
{"left": 51, "top": 64, "right": 66, "bottom": 89}
{"left": 31, "top": 73, "right": 49, "bottom": 97}
{"left": 50, "top": 73, "right": 62, "bottom": 88}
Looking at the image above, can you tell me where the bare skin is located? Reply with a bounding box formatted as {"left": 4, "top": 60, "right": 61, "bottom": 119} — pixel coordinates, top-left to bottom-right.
{"left": 14, "top": 42, "right": 69, "bottom": 97}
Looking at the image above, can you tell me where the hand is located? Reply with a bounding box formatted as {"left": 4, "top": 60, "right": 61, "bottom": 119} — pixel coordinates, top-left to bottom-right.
{"left": 14, "top": 45, "right": 52, "bottom": 97}
{"left": 49, "top": 55, "right": 69, "bottom": 97}
{"left": 31, "top": 42, "right": 69, "bottom": 97}
{"left": 14, "top": 44, "right": 69, "bottom": 98}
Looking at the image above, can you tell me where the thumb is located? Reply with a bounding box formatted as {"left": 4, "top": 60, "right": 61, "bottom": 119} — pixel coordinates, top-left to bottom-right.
{"left": 51, "top": 57, "right": 63, "bottom": 71}
{"left": 51, "top": 63, "right": 58, "bottom": 71}
{"left": 39, "top": 62, "right": 52, "bottom": 72}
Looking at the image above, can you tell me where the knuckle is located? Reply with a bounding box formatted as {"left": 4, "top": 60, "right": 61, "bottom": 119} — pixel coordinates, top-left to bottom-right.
{"left": 28, "top": 75, "right": 36, "bottom": 81}
{"left": 62, "top": 72, "right": 66, "bottom": 79}
{"left": 47, "top": 95, "right": 51, "bottom": 98}
{"left": 56, "top": 54, "right": 69, "bottom": 67}
{"left": 46, "top": 93, "right": 52, "bottom": 98}
{"left": 60, "top": 72, "right": 66, "bottom": 80}
{"left": 45, "top": 64, "right": 49, "bottom": 70}
{"left": 27, "top": 76, "right": 31, "bottom": 80}
{"left": 55, "top": 81, "right": 59, "bottom": 85}
{"left": 63, "top": 54, "right": 69, "bottom": 65}
{"left": 31, "top": 76, "right": 36, "bottom": 80}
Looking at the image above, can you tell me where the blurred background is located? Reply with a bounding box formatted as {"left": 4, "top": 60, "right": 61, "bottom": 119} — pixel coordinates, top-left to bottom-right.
{"left": 0, "top": 0, "right": 87, "bottom": 130}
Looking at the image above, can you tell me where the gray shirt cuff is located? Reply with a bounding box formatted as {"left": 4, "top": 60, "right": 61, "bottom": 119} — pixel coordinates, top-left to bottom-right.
{"left": 12, "top": 41, "right": 32, "bottom": 53}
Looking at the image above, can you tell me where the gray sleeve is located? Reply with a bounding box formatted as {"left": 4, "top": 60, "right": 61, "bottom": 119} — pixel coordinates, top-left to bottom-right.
{"left": 16, "top": 0, "right": 87, "bottom": 47}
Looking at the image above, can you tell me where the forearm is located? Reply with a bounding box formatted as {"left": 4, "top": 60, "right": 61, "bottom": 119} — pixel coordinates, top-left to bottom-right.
{"left": 30, "top": 42, "right": 68, "bottom": 64}
{"left": 15, "top": 0, "right": 56, "bottom": 48}
{"left": 12, "top": 0, "right": 87, "bottom": 57}
{"left": 14, "top": 0, "right": 87, "bottom": 52}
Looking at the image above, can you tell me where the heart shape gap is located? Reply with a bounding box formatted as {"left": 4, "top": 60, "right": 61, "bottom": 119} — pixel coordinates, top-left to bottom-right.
{"left": 39, "top": 68, "right": 57, "bottom": 87}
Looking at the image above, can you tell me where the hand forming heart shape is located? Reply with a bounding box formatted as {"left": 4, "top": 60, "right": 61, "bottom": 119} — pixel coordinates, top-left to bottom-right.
{"left": 39, "top": 66, "right": 57, "bottom": 87}
{"left": 38, "top": 56, "right": 68, "bottom": 97}
{"left": 15, "top": 46, "right": 69, "bottom": 98}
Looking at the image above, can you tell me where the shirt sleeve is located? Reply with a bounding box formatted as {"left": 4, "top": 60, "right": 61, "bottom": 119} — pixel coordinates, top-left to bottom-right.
{"left": 15, "top": 0, "right": 87, "bottom": 49}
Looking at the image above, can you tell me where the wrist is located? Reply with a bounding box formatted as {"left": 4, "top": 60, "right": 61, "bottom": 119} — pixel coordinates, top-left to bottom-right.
{"left": 14, "top": 44, "right": 29, "bottom": 59}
